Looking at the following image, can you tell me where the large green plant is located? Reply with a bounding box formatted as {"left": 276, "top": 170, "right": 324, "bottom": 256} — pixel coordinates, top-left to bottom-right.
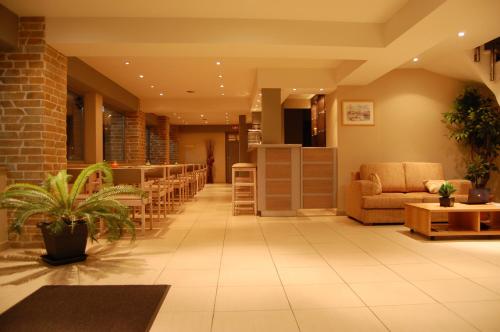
{"left": 0, "top": 162, "right": 144, "bottom": 241}
{"left": 443, "top": 87, "right": 500, "bottom": 188}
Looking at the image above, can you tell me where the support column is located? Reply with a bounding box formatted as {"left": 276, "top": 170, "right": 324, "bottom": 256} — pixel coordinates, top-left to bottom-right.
{"left": 149, "top": 115, "right": 170, "bottom": 164}
{"left": 83, "top": 92, "right": 103, "bottom": 163}
{"left": 261, "top": 88, "right": 283, "bottom": 144}
{"left": 238, "top": 115, "right": 248, "bottom": 162}
{"left": 0, "top": 17, "right": 67, "bottom": 246}
{"left": 125, "top": 110, "right": 146, "bottom": 164}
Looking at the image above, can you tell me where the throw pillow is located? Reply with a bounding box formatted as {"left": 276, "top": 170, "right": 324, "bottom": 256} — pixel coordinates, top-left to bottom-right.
{"left": 424, "top": 180, "right": 445, "bottom": 194}
{"left": 368, "top": 173, "right": 382, "bottom": 194}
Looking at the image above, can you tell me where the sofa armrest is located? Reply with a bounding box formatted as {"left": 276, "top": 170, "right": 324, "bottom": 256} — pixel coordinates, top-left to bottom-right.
{"left": 345, "top": 180, "right": 379, "bottom": 219}
{"left": 447, "top": 179, "right": 472, "bottom": 195}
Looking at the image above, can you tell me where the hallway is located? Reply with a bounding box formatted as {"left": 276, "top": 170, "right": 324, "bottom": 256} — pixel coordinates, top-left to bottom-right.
{"left": 1, "top": 184, "right": 500, "bottom": 331}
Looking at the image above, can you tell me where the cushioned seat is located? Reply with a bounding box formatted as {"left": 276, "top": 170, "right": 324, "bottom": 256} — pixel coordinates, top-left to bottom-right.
{"left": 362, "top": 193, "right": 423, "bottom": 209}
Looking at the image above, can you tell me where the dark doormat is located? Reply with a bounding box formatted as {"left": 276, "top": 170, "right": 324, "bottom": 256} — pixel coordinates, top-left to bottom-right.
{"left": 0, "top": 285, "right": 170, "bottom": 332}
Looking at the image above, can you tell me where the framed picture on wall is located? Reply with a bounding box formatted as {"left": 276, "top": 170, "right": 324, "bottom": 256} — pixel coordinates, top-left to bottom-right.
{"left": 342, "top": 101, "right": 374, "bottom": 126}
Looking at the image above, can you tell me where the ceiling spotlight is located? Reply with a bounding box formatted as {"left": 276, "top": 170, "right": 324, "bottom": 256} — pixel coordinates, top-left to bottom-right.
{"left": 458, "top": 31, "right": 466, "bottom": 37}
{"left": 177, "top": 116, "right": 181, "bottom": 119}
{"left": 218, "top": 74, "right": 223, "bottom": 78}
{"left": 150, "top": 85, "right": 155, "bottom": 88}
{"left": 159, "top": 92, "right": 164, "bottom": 96}
{"left": 258, "top": 93, "right": 262, "bottom": 96}
{"left": 292, "top": 88, "right": 297, "bottom": 91}
{"left": 221, "top": 93, "right": 225, "bottom": 96}
{"left": 319, "top": 88, "right": 324, "bottom": 91}
{"left": 216, "top": 61, "right": 221, "bottom": 65}
{"left": 125, "top": 61, "right": 130, "bottom": 65}
{"left": 412, "top": 57, "right": 419, "bottom": 63}
{"left": 220, "top": 84, "right": 224, "bottom": 88}
{"left": 138, "top": 74, "right": 144, "bottom": 78}
{"left": 225, "top": 112, "right": 228, "bottom": 115}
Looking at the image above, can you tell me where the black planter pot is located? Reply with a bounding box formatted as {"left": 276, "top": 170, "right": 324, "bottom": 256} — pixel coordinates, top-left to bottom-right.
{"left": 439, "top": 197, "right": 455, "bottom": 207}
{"left": 38, "top": 221, "right": 88, "bottom": 266}
{"left": 468, "top": 188, "right": 490, "bottom": 204}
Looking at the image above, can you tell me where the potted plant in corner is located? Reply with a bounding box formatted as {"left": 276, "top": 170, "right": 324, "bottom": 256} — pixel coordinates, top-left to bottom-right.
{"left": 439, "top": 182, "right": 456, "bottom": 207}
{"left": 0, "top": 162, "right": 144, "bottom": 266}
{"left": 443, "top": 86, "right": 500, "bottom": 201}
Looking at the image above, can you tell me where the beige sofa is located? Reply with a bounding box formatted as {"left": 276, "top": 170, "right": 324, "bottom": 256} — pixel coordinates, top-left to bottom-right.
{"left": 345, "top": 162, "right": 472, "bottom": 225}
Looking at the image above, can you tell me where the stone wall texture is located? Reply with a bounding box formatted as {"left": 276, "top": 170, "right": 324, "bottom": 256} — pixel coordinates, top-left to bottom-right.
{"left": 125, "top": 110, "right": 146, "bottom": 164}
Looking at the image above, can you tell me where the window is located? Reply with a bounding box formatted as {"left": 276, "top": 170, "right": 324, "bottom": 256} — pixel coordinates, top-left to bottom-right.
{"left": 103, "top": 107, "right": 125, "bottom": 162}
{"left": 66, "top": 91, "right": 84, "bottom": 161}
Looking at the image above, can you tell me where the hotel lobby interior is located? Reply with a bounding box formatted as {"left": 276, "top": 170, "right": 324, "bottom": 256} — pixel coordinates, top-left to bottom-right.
{"left": 1, "top": 0, "right": 500, "bottom": 331}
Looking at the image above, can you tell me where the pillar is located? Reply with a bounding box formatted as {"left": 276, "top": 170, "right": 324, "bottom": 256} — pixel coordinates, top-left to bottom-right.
{"left": 239, "top": 115, "right": 248, "bottom": 162}
{"left": 261, "top": 88, "right": 283, "bottom": 144}
{"left": 125, "top": 110, "right": 146, "bottom": 164}
{"left": 0, "top": 17, "right": 68, "bottom": 246}
{"left": 83, "top": 92, "right": 103, "bottom": 163}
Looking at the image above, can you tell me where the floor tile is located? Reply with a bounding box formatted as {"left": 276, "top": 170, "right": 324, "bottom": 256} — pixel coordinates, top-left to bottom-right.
{"left": 150, "top": 311, "right": 212, "bottom": 332}
{"left": 285, "top": 284, "right": 364, "bottom": 309}
{"left": 350, "top": 281, "right": 435, "bottom": 306}
{"left": 387, "top": 263, "right": 462, "bottom": 281}
{"left": 413, "top": 279, "right": 500, "bottom": 302}
{"left": 272, "top": 253, "right": 329, "bottom": 268}
{"left": 218, "top": 268, "right": 281, "bottom": 286}
{"left": 212, "top": 310, "right": 299, "bottom": 332}
{"left": 372, "top": 303, "right": 476, "bottom": 332}
{"left": 335, "top": 265, "right": 403, "bottom": 283}
{"left": 215, "top": 286, "right": 290, "bottom": 311}
{"left": 156, "top": 269, "right": 219, "bottom": 287}
{"left": 294, "top": 307, "right": 387, "bottom": 332}
{"left": 445, "top": 300, "right": 500, "bottom": 331}
{"left": 160, "top": 286, "right": 217, "bottom": 312}
{"left": 278, "top": 267, "right": 343, "bottom": 285}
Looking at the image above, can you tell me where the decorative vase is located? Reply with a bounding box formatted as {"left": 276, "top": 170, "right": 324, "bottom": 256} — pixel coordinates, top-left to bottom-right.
{"left": 439, "top": 197, "right": 455, "bottom": 207}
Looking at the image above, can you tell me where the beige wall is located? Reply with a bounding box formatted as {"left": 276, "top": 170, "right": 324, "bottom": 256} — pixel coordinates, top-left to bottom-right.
{"left": 328, "top": 69, "right": 469, "bottom": 211}
{"left": 178, "top": 131, "right": 226, "bottom": 183}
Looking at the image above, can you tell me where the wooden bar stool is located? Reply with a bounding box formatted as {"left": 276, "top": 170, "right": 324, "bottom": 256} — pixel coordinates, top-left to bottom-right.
{"left": 232, "top": 163, "right": 257, "bottom": 216}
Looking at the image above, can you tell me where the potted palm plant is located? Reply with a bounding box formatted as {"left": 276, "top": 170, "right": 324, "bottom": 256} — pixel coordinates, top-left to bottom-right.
{"left": 438, "top": 182, "right": 456, "bottom": 207}
{"left": 0, "top": 162, "right": 144, "bottom": 265}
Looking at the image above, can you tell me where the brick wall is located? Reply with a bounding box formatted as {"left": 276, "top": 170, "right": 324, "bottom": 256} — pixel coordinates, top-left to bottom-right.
{"left": 0, "top": 17, "right": 68, "bottom": 246}
{"left": 104, "top": 109, "right": 125, "bottom": 162}
{"left": 149, "top": 116, "right": 169, "bottom": 164}
{"left": 125, "top": 110, "right": 146, "bottom": 164}
{"left": 169, "top": 125, "right": 179, "bottom": 163}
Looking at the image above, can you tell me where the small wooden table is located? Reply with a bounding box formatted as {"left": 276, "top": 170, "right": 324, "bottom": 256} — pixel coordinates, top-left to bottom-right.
{"left": 404, "top": 203, "right": 500, "bottom": 239}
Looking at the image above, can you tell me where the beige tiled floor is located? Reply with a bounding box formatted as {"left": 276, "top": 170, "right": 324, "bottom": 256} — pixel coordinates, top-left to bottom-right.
{"left": 1, "top": 184, "right": 500, "bottom": 331}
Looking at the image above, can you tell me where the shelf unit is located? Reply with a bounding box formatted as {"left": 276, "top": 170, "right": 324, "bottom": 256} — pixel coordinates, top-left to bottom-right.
{"left": 232, "top": 163, "right": 257, "bottom": 215}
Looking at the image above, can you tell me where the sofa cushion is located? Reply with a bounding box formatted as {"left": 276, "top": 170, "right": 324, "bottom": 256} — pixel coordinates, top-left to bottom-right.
{"left": 362, "top": 193, "right": 423, "bottom": 209}
{"left": 404, "top": 162, "right": 444, "bottom": 192}
{"left": 368, "top": 173, "right": 382, "bottom": 194}
{"left": 424, "top": 180, "right": 446, "bottom": 194}
{"left": 421, "top": 193, "right": 469, "bottom": 203}
{"left": 360, "top": 163, "right": 406, "bottom": 193}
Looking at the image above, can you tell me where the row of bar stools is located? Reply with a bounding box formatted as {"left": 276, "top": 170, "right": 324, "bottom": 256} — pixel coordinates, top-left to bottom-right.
{"left": 232, "top": 163, "right": 257, "bottom": 216}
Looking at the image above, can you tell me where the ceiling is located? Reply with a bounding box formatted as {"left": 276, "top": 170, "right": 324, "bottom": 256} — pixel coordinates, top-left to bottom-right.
{"left": 0, "top": 0, "right": 408, "bottom": 23}
{"left": 2, "top": 0, "right": 500, "bottom": 125}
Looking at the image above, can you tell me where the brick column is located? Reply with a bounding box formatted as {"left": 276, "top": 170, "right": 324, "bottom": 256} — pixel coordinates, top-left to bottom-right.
{"left": 125, "top": 110, "right": 146, "bottom": 164}
{"left": 0, "top": 17, "right": 67, "bottom": 246}
{"left": 149, "top": 116, "right": 169, "bottom": 164}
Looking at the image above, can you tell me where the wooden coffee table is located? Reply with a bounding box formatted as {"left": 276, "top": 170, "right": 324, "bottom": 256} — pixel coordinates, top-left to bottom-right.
{"left": 404, "top": 203, "right": 500, "bottom": 239}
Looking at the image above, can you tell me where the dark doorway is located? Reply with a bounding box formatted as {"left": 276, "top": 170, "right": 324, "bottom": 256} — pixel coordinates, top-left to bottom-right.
{"left": 225, "top": 132, "right": 239, "bottom": 183}
{"left": 284, "top": 108, "right": 312, "bottom": 147}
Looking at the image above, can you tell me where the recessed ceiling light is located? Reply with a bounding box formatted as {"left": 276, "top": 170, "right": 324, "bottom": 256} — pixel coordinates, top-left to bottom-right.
{"left": 221, "top": 93, "right": 225, "bottom": 96}
{"left": 177, "top": 116, "right": 181, "bottom": 119}
{"left": 159, "top": 92, "right": 163, "bottom": 96}
{"left": 216, "top": 61, "right": 221, "bottom": 65}
{"left": 412, "top": 57, "right": 419, "bottom": 63}
{"left": 138, "top": 74, "right": 144, "bottom": 78}
{"left": 220, "top": 84, "right": 224, "bottom": 88}
{"left": 292, "top": 88, "right": 297, "bottom": 91}
{"left": 319, "top": 88, "right": 324, "bottom": 91}
{"left": 125, "top": 61, "right": 130, "bottom": 65}
{"left": 201, "top": 114, "right": 204, "bottom": 118}
{"left": 458, "top": 31, "right": 465, "bottom": 37}
{"left": 150, "top": 85, "right": 155, "bottom": 88}
{"left": 218, "top": 75, "right": 223, "bottom": 78}
{"left": 258, "top": 93, "right": 262, "bottom": 96}
{"left": 225, "top": 112, "right": 228, "bottom": 115}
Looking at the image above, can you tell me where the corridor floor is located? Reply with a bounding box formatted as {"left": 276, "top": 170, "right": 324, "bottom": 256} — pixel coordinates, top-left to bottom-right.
{"left": 1, "top": 184, "right": 500, "bottom": 331}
